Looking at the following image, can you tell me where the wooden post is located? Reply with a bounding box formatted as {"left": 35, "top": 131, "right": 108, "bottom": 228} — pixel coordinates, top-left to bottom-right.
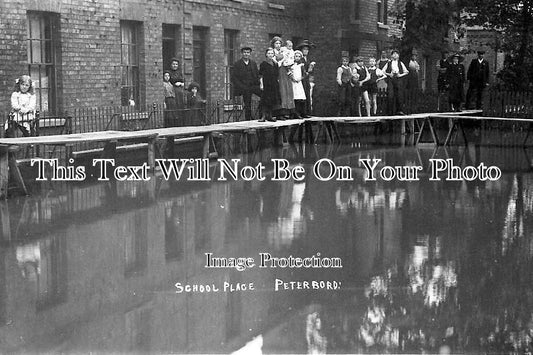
{"left": 103, "top": 140, "right": 117, "bottom": 160}
{"left": 0, "top": 200, "right": 11, "bottom": 241}
{"left": 0, "top": 145, "right": 9, "bottom": 199}
{"left": 8, "top": 147, "right": 28, "bottom": 196}
{"left": 202, "top": 133, "right": 210, "bottom": 158}
{"left": 147, "top": 135, "right": 156, "bottom": 170}
{"left": 166, "top": 136, "right": 175, "bottom": 157}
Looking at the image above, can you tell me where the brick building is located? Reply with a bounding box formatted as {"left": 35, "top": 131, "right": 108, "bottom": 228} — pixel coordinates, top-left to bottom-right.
{"left": 0, "top": 0, "right": 399, "bottom": 116}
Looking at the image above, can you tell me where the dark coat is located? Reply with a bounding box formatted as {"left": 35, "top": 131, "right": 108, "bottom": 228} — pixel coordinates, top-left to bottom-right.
{"left": 259, "top": 60, "right": 281, "bottom": 108}
{"left": 467, "top": 59, "right": 490, "bottom": 86}
{"left": 447, "top": 63, "right": 465, "bottom": 103}
{"left": 231, "top": 59, "right": 260, "bottom": 96}
{"left": 168, "top": 69, "right": 185, "bottom": 108}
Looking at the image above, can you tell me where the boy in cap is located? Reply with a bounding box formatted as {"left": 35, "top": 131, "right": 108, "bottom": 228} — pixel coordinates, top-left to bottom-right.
{"left": 232, "top": 46, "right": 262, "bottom": 120}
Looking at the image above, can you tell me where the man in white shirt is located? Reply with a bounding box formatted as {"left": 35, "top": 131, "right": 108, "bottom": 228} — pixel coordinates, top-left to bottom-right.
{"left": 382, "top": 50, "right": 409, "bottom": 115}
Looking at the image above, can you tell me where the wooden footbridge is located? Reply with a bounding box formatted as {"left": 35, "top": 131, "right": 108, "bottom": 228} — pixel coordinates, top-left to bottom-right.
{"left": 6, "top": 109, "right": 532, "bottom": 198}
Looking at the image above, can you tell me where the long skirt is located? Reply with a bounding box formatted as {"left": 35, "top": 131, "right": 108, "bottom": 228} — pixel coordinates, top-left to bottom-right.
{"left": 278, "top": 66, "right": 295, "bottom": 110}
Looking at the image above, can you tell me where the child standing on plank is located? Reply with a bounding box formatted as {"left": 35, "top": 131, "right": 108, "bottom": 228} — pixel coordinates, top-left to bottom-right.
{"left": 363, "top": 57, "right": 386, "bottom": 116}
{"left": 336, "top": 56, "right": 353, "bottom": 117}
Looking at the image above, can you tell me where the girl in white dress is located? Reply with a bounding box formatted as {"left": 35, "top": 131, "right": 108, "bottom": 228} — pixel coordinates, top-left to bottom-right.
{"left": 6, "top": 75, "right": 36, "bottom": 136}
{"left": 292, "top": 50, "right": 307, "bottom": 117}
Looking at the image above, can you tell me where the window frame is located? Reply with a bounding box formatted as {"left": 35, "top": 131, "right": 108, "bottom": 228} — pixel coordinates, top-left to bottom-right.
{"left": 26, "top": 11, "right": 60, "bottom": 114}
{"left": 120, "top": 20, "right": 141, "bottom": 108}
{"left": 224, "top": 29, "right": 239, "bottom": 100}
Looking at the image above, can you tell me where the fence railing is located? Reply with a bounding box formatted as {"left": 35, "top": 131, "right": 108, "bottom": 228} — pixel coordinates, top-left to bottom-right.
{"left": 484, "top": 90, "right": 533, "bottom": 118}
{"left": 3, "top": 89, "right": 532, "bottom": 140}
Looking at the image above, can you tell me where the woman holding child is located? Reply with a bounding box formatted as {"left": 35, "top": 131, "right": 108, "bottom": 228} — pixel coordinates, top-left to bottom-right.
{"left": 272, "top": 36, "right": 298, "bottom": 119}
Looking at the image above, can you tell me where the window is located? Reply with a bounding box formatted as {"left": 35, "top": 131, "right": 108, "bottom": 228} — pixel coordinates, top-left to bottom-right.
{"left": 162, "top": 24, "right": 181, "bottom": 72}
{"left": 350, "top": 0, "right": 361, "bottom": 22}
{"left": 377, "top": 0, "right": 388, "bottom": 24}
{"left": 224, "top": 30, "right": 239, "bottom": 99}
{"left": 27, "top": 11, "right": 60, "bottom": 113}
{"left": 193, "top": 27, "right": 209, "bottom": 99}
{"left": 120, "top": 21, "right": 141, "bottom": 107}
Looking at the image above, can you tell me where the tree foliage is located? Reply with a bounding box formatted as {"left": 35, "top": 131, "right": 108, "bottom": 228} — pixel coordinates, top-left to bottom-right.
{"left": 457, "top": 0, "right": 533, "bottom": 89}
{"left": 391, "top": 0, "right": 461, "bottom": 58}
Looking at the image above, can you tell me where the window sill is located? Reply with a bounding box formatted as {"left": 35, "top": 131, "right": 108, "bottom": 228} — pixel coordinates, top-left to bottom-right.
{"left": 268, "top": 3, "right": 285, "bottom": 10}
{"left": 377, "top": 22, "right": 390, "bottom": 30}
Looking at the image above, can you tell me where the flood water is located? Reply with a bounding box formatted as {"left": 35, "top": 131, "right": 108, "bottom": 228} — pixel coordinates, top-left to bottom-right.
{"left": 0, "top": 143, "right": 532, "bottom": 354}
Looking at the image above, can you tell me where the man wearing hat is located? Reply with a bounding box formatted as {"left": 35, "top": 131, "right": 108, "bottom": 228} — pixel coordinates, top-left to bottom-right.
{"left": 232, "top": 46, "right": 261, "bottom": 120}
{"left": 446, "top": 53, "right": 466, "bottom": 112}
{"left": 296, "top": 40, "right": 316, "bottom": 117}
{"left": 466, "top": 50, "right": 490, "bottom": 110}
{"left": 382, "top": 49, "right": 409, "bottom": 115}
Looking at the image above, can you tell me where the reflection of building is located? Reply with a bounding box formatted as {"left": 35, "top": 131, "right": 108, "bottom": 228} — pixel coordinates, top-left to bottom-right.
{"left": 0, "top": 174, "right": 311, "bottom": 352}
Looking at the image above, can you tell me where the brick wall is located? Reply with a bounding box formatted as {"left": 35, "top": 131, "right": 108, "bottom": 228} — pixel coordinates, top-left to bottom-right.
{"left": 0, "top": 0, "right": 400, "bottom": 117}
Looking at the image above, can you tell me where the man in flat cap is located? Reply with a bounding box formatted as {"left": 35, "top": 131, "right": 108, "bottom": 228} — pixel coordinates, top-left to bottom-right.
{"left": 232, "top": 46, "right": 261, "bottom": 120}
{"left": 466, "top": 50, "right": 490, "bottom": 109}
{"left": 296, "top": 40, "right": 316, "bottom": 117}
{"left": 382, "top": 49, "right": 409, "bottom": 115}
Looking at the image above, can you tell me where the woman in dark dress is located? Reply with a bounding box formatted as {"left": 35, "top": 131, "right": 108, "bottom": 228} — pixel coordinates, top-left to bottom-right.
{"left": 259, "top": 48, "right": 281, "bottom": 122}
{"left": 446, "top": 53, "right": 465, "bottom": 112}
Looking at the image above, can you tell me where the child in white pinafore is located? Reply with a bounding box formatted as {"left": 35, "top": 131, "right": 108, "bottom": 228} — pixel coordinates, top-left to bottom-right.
{"left": 6, "top": 75, "right": 36, "bottom": 136}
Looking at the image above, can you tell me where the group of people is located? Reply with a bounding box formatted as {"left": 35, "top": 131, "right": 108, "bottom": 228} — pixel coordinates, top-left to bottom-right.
{"left": 337, "top": 49, "right": 421, "bottom": 117}
{"left": 231, "top": 37, "right": 316, "bottom": 122}
{"left": 163, "top": 57, "right": 206, "bottom": 126}
{"left": 338, "top": 50, "right": 410, "bottom": 117}
{"left": 437, "top": 50, "right": 490, "bottom": 111}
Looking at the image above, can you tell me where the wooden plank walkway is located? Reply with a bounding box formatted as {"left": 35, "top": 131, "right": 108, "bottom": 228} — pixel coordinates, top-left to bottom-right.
{"left": 0, "top": 109, "right": 496, "bottom": 198}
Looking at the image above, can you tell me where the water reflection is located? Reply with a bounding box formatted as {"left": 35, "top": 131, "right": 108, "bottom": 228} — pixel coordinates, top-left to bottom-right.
{"left": 0, "top": 145, "right": 532, "bottom": 354}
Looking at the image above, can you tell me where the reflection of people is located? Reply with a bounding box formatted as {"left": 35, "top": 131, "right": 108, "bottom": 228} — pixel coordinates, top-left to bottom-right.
{"left": 306, "top": 312, "right": 327, "bottom": 354}
{"left": 232, "top": 46, "right": 261, "bottom": 121}
{"left": 6, "top": 75, "right": 36, "bottom": 137}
